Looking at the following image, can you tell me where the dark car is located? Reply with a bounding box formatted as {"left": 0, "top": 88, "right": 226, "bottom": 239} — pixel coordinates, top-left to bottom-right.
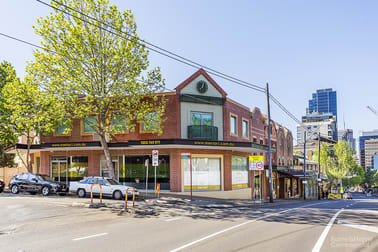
{"left": 0, "top": 180, "right": 4, "bottom": 193}
{"left": 9, "top": 173, "right": 68, "bottom": 196}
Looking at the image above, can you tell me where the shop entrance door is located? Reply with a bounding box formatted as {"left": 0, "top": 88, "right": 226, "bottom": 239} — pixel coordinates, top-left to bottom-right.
{"left": 100, "top": 157, "right": 119, "bottom": 180}
{"left": 51, "top": 157, "right": 68, "bottom": 184}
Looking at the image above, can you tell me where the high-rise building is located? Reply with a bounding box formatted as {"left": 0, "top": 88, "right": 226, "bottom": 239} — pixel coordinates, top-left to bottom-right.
{"left": 365, "top": 139, "right": 378, "bottom": 170}
{"left": 308, "top": 88, "right": 337, "bottom": 120}
{"left": 297, "top": 112, "right": 337, "bottom": 144}
{"left": 359, "top": 129, "right": 378, "bottom": 169}
{"left": 338, "top": 129, "right": 356, "bottom": 151}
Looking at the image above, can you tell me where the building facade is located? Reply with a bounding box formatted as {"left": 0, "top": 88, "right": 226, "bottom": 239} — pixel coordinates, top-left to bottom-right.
{"left": 365, "top": 139, "right": 378, "bottom": 170}
{"left": 359, "top": 129, "right": 378, "bottom": 169}
{"left": 338, "top": 129, "right": 356, "bottom": 151}
{"left": 10, "top": 69, "right": 295, "bottom": 199}
{"left": 308, "top": 88, "right": 337, "bottom": 120}
{"left": 297, "top": 112, "right": 337, "bottom": 143}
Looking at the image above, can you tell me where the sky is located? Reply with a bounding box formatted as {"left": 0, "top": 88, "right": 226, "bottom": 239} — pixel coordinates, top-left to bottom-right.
{"left": 1, "top": 0, "right": 378, "bottom": 144}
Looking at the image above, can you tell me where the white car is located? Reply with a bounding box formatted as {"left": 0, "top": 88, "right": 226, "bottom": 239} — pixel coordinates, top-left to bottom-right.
{"left": 69, "top": 177, "right": 139, "bottom": 200}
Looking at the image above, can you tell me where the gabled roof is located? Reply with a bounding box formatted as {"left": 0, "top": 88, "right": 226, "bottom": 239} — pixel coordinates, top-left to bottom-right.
{"left": 175, "top": 68, "right": 228, "bottom": 97}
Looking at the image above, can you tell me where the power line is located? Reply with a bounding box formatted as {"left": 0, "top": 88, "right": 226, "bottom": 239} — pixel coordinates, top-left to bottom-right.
{"left": 37, "top": 0, "right": 306, "bottom": 128}
{"left": 0, "top": 32, "right": 222, "bottom": 107}
{"left": 36, "top": 0, "right": 266, "bottom": 94}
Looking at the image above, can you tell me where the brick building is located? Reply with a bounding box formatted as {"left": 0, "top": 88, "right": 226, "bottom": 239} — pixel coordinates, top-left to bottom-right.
{"left": 10, "top": 69, "right": 295, "bottom": 199}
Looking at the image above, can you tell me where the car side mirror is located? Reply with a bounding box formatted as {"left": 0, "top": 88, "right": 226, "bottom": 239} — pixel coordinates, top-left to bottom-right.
{"left": 32, "top": 178, "right": 38, "bottom": 182}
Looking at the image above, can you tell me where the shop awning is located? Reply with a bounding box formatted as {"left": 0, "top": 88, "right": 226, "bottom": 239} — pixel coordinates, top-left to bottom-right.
{"left": 278, "top": 169, "right": 315, "bottom": 179}
{"left": 6, "top": 139, "right": 276, "bottom": 154}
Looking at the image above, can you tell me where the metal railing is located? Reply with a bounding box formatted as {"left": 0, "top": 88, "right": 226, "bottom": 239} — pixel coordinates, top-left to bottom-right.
{"left": 188, "top": 125, "right": 218, "bottom": 140}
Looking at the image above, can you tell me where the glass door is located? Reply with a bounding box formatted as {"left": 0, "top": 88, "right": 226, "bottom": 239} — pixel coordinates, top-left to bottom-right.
{"left": 51, "top": 157, "right": 68, "bottom": 183}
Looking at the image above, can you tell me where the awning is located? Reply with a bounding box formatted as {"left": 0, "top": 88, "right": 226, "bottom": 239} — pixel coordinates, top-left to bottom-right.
{"left": 278, "top": 169, "right": 315, "bottom": 179}
{"left": 6, "top": 139, "right": 277, "bottom": 154}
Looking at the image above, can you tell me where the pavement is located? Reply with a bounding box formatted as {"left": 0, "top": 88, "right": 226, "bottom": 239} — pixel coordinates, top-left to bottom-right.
{"left": 0, "top": 191, "right": 377, "bottom": 252}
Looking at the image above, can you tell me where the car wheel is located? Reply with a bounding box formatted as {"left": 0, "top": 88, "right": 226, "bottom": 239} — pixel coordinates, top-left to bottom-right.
{"left": 11, "top": 185, "right": 19, "bottom": 194}
{"left": 41, "top": 186, "right": 50, "bottom": 196}
{"left": 77, "top": 189, "right": 86, "bottom": 198}
{"left": 113, "top": 190, "right": 122, "bottom": 200}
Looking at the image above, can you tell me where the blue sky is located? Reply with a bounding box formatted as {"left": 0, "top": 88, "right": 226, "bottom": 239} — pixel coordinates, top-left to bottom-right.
{"left": 1, "top": 0, "right": 378, "bottom": 142}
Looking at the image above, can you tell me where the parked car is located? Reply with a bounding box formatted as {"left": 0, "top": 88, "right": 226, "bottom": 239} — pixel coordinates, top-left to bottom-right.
{"left": 9, "top": 173, "right": 69, "bottom": 196}
{"left": 0, "top": 180, "right": 4, "bottom": 193}
{"left": 69, "top": 177, "right": 139, "bottom": 200}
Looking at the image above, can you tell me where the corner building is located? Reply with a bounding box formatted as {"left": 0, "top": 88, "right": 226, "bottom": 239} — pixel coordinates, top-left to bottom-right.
{"left": 14, "top": 69, "right": 294, "bottom": 198}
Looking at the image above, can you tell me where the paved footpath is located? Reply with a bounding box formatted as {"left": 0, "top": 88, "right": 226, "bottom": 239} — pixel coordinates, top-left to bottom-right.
{"left": 0, "top": 192, "right": 377, "bottom": 252}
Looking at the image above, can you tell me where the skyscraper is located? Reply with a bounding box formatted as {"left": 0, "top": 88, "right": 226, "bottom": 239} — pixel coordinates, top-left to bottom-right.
{"left": 359, "top": 129, "right": 378, "bottom": 170}
{"left": 308, "top": 88, "right": 337, "bottom": 120}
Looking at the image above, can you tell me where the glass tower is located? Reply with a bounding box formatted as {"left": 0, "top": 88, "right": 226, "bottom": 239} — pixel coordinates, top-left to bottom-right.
{"left": 308, "top": 88, "right": 337, "bottom": 120}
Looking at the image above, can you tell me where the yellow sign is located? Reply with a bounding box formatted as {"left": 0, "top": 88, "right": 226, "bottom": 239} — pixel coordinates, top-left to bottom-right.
{"left": 249, "top": 156, "right": 264, "bottom": 161}
{"left": 329, "top": 193, "right": 335, "bottom": 199}
{"left": 156, "top": 184, "right": 160, "bottom": 194}
{"left": 336, "top": 194, "right": 342, "bottom": 199}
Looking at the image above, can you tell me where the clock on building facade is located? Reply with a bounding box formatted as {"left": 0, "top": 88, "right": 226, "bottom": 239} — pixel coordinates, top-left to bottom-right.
{"left": 196, "top": 80, "right": 208, "bottom": 93}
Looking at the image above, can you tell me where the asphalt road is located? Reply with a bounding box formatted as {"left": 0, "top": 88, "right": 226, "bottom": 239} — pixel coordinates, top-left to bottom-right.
{"left": 0, "top": 192, "right": 377, "bottom": 252}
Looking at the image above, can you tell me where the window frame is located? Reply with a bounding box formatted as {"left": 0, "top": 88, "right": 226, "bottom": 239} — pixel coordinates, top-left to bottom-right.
{"left": 81, "top": 115, "right": 97, "bottom": 135}
{"left": 54, "top": 119, "right": 71, "bottom": 136}
{"left": 242, "top": 118, "right": 249, "bottom": 139}
{"left": 140, "top": 111, "right": 159, "bottom": 133}
{"left": 230, "top": 113, "right": 238, "bottom": 136}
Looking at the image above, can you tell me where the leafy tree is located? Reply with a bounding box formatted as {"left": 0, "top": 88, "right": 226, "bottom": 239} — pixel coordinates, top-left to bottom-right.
{"left": 342, "top": 166, "right": 365, "bottom": 187}
{"left": 3, "top": 76, "right": 65, "bottom": 172}
{"left": 364, "top": 169, "right": 378, "bottom": 187}
{"left": 313, "top": 141, "right": 356, "bottom": 188}
{"left": 0, "top": 61, "right": 17, "bottom": 168}
{"left": 28, "top": 0, "right": 166, "bottom": 178}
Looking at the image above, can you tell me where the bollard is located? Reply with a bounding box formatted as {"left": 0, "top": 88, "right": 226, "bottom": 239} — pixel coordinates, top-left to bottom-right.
{"left": 125, "top": 188, "right": 136, "bottom": 209}
{"left": 156, "top": 184, "right": 160, "bottom": 199}
{"left": 90, "top": 184, "right": 103, "bottom": 207}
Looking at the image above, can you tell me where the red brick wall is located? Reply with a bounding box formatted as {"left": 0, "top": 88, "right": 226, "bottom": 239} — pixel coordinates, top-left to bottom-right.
{"left": 223, "top": 99, "right": 251, "bottom": 142}
{"left": 40, "top": 94, "right": 180, "bottom": 143}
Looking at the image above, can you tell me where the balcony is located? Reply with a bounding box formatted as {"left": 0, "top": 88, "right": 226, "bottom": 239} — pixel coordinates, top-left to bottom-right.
{"left": 188, "top": 125, "right": 218, "bottom": 140}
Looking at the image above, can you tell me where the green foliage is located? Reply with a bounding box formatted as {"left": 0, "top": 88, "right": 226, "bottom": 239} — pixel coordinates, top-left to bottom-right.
{"left": 364, "top": 169, "right": 378, "bottom": 187}
{"left": 28, "top": 0, "right": 166, "bottom": 178}
{"left": 3, "top": 76, "right": 65, "bottom": 171}
{"left": 313, "top": 141, "right": 357, "bottom": 187}
{"left": 0, "top": 61, "right": 17, "bottom": 167}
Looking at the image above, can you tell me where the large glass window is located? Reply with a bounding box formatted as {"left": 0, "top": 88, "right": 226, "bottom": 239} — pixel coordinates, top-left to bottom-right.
{"left": 232, "top": 156, "right": 248, "bottom": 189}
{"left": 122, "top": 155, "right": 170, "bottom": 190}
{"left": 83, "top": 115, "right": 96, "bottom": 133}
{"left": 51, "top": 156, "right": 88, "bottom": 183}
{"left": 69, "top": 156, "right": 88, "bottom": 180}
{"left": 230, "top": 115, "right": 237, "bottom": 135}
{"left": 191, "top": 112, "right": 213, "bottom": 126}
{"left": 184, "top": 157, "right": 221, "bottom": 191}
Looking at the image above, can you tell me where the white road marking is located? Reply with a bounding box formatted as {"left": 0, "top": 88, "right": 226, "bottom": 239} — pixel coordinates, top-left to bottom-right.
{"left": 337, "top": 220, "right": 378, "bottom": 233}
{"left": 312, "top": 208, "right": 344, "bottom": 252}
{"left": 170, "top": 201, "right": 330, "bottom": 252}
{"left": 166, "top": 217, "right": 183, "bottom": 222}
{"left": 72, "top": 232, "right": 108, "bottom": 241}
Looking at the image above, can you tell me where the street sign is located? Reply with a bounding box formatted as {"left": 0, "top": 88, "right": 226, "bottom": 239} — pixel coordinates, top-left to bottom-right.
{"left": 152, "top": 150, "right": 159, "bottom": 166}
{"left": 249, "top": 156, "right": 264, "bottom": 170}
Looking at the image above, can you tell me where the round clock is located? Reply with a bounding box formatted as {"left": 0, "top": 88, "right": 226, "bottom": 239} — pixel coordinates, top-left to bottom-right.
{"left": 196, "top": 80, "right": 208, "bottom": 94}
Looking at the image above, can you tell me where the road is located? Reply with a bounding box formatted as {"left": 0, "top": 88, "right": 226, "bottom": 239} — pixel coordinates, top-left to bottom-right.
{"left": 0, "top": 192, "right": 377, "bottom": 252}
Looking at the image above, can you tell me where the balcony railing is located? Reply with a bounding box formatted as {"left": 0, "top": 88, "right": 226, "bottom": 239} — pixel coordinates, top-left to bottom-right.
{"left": 188, "top": 125, "right": 218, "bottom": 140}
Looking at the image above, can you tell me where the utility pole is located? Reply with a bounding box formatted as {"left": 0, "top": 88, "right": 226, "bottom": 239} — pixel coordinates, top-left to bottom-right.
{"left": 318, "top": 134, "right": 321, "bottom": 200}
{"left": 266, "top": 83, "right": 274, "bottom": 203}
{"left": 303, "top": 132, "right": 306, "bottom": 200}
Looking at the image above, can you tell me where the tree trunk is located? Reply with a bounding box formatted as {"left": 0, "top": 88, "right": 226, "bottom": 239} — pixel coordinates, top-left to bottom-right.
{"left": 99, "top": 133, "right": 115, "bottom": 179}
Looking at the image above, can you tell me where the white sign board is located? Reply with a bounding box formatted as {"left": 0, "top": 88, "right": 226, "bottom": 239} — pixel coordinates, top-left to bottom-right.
{"left": 152, "top": 150, "right": 159, "bottom": 166}
{"left": 249, "top": 156, "right": 264, "bottom": 170}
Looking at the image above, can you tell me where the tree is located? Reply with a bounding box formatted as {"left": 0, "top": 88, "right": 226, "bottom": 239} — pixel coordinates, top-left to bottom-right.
{"left": 28, "top": 0, "right": 166, "bottom": 178}
{"left": 364, "top": 169, "right": 378, "bottom": 187}
{"left": 313, "top": 141, "right": 356, "bottom": 188}
{"left": 3, "top": 76, "right": 65, "bottom": 172}
{"left": 0, "top": 61, "right": 17, "bottom": 168}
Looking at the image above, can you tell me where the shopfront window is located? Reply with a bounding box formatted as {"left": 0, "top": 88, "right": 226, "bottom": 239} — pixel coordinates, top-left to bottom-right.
{"left": 122, "top": 155, "right": 170, "bottom": 190}
{"left": 232, "top": 156, "right": 248, "bottom": 189}
{"left": 184, "top": 157, "right": 220, "bottom": 191}
{"left": 51, "top": 156, "right": 88, "bottom": 183}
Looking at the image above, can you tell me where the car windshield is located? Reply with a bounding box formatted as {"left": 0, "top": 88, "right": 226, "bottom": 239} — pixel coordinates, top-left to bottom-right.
{"left": 38, "top": 175, "right": 55, "bottom": 182}
{"left": 106, "top": 179, "right": 120, "bottom": 185}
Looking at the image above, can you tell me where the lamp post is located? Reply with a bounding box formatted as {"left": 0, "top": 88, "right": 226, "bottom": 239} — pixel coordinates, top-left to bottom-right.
{"left": 303, "top": 132, "right": 306, "bottom": 200}
{"left": 317, "top": 133, "right": 321, "bottom": 200}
